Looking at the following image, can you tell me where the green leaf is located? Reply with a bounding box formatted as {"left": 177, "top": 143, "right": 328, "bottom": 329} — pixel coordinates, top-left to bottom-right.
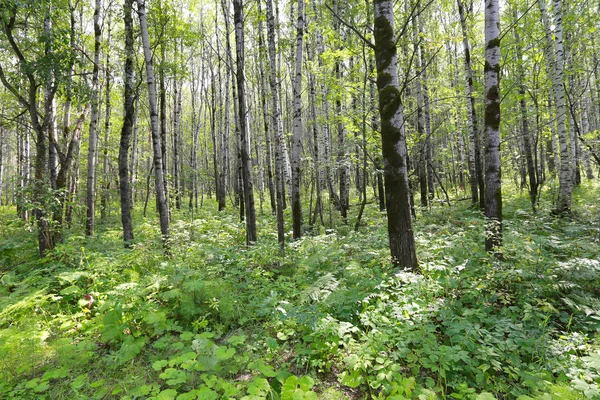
{"left": 157, "top": 389, "right": 178, "bottom": 400}
{"left": 227, "top": 334, "right": 247, "bottom": 346}
{"left": 42, "top": 367, "right": 69, "bottom": 380}
{"left": 215, "top": 346, "right": 236, "bottom": 360}
{"left": 298, "top": 376, "right": 314, "bottom": 392}
{"left": 339, "top": 370, "right": 363, "bottom": 388}
{"left": 152, "top": 360, "right": 169, "bottom": 371}
{"left": 60, "top": 285, "right": 82, "bottom": 296}
{"left": 70, "top": 374, "right": 88, "bottom": 390}
{"left": 195, "top": 387, "right": 219, "bottom": 400}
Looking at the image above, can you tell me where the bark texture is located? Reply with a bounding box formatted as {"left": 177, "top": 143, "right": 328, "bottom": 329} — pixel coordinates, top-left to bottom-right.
{"left": 373, "top": 0, "right": 417, "bottom": 270}
{"left": 484, "top": 0, "right": 503, "bottom": 255}
{"left": 137, "top": 0, "right": 170, "bottom": 248}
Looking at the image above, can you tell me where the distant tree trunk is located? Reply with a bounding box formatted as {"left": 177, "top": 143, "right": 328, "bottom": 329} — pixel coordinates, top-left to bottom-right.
{"left": 86, "top": 0, "right": 102, "bottom": 237}
{"left": 336, "top": 62, "right": 350, "bottom": 220}
{"left": 233, "top": 0, "right": 257, "bottom": 245}
{"left": 412, "top": 13, "right": 428, "bottom": 209}
{"left": 129, "top": 102, "right": 138, "bottom": 207}
{"left": 190, "top": 54, "right": 202, "bottom": 211}
{"left": 119, "top": 0, "right": 135, "bottom": 247}
{"left": 307, "top": 40, "right": 323, "bottom": 226}
{"left": 512, "top": 7, "right": 537, "bottom": 209}
{"left": 159, "top": 39, "right": 169, "bottom": 214}
{"left": 172, "top": 41, "right": 183, "bottom": 210}
{"left": 214, "top": 8, "right": 226, "bottom": 211}
{"left": 457, "top": 0, "right": 484, "bottom": 209}
{"left": 291, "top": 0, "right": 305, "bottom": 239}
{"left": 221, "top": 0, "right": 234, "bottom": 210}
{"left": 484, "top": 0, "right": 502, "bottom": 256}
{"left": 266, "top": 0, "right": 285, "bottom": 248}
{"left": 257, "top": 0, "right": 276, "bottom": 215}
{"left": 539, "top": 0, "right": 572, "bottom": 212}
{"left": 373, "top": 0, "right": 417, "bottom": 270}
{"left": 101, "top": 12, "right": 112, "bottom": 222}
{"left": 137, "top": 0, "right": 170, "bottom": 248}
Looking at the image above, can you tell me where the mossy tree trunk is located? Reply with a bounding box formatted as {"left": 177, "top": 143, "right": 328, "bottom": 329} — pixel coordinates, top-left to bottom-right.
{"left": 119, "top": 0, "right": 135, "bottom": 247}
{"left": 372, "top": 0, "right": 417, "bottom": 270}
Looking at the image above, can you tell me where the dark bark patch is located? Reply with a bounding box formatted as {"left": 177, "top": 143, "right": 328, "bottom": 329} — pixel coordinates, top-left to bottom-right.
{"left": 374, "top": 15, "right": 394, "bottom": 72}
{"left": 379, "top": 85, "right": 401, "bottom": 121}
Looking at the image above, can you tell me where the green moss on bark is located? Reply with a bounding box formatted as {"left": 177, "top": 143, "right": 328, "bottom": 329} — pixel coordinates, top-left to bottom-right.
{"left": 374, "top": 14, "right": 394, "bottom": 74}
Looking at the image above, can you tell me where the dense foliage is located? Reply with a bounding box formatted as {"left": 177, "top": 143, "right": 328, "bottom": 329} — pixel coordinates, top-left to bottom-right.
{"left": 1, "top": 183, "right": 599, "bottom": 399}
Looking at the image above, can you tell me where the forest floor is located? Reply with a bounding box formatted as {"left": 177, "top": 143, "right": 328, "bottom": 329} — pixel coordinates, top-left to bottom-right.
{"left": 1, "top": 180, "right": 599, "bottom": 399}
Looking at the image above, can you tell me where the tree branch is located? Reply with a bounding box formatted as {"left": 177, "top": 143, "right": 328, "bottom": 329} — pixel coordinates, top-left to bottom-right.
{"left": 325, "top": 3, "right": 374, "bottom": 50}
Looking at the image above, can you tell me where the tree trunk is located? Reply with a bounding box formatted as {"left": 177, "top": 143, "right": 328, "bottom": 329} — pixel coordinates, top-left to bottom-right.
{"left": 137, "top": 0, "right": 170, "bottom": 248}
{"left": 457, "top": 0, "right": 484, "bottom": 209}
{"left": 233, "top": 0, "right": 257, "bottom": 245}
{"left": 101, "top": 12, "right": 112, "bottom": 222}
{"left": 119, "top": 0, "right": 135, "bottom": 247}
{"left": 484, "top": 0, "right": 502, "bottom": 256}
{"left": 291, "top": 0, "right": 305, "bottom": 239}
{"left": 257, "top": 0, "right": 276, "bottom": 216}
{"left": 373, "top": 0, "right": 417, "bottom": 270}
{"left": 512, "top": 6, "right": 537, "bottom": 209}
{"left": 266, "top": 0, "right": 286, "bottom": 248}
{"left": 159, "top": 38, "right": 169, "bottom": 214}
{"left": 539, "top": 0, "right": 572, "bottom": 212}
{"left": 85, "top": 0, "right": 101, "bottom": 237}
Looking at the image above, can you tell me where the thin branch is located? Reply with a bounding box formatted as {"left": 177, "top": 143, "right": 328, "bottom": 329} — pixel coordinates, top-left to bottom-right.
{"left": 325, "top": 3, "right": 374, "bottom": 50}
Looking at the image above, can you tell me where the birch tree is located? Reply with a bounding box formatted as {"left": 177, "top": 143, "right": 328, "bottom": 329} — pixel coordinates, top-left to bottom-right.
{"left": 119, "top": 0, "right": 135, "bottom": 246}
{"left": 484, "top": 0, "right": 502, "bottom": 255}
{"left": 137, "top": 0, "right": 170, "bottom": 248}
{"left": 539, "top": 0, "right": 572, "bottom": 213}
{"left": 85, "top": 0, "right": 101, "bottom": 237}
{"left": 373, "top": 0, "right": 417, "bottom": 269}
{"left": 233, "top": 0, "right": 257, "bottom": 244}
{"left": 291, "top": 0, "right": 305, "bottom": 239}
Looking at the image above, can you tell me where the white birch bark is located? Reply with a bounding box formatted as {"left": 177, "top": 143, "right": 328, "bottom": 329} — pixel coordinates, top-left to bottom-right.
{"left": 137, "top": 0, "right": 170, "bottom": 247}
{"left": 539, "top": 0, "right": 572, "bottom": 212}
{"left": 484, "top": 0, "right": 502, "bottom": 255}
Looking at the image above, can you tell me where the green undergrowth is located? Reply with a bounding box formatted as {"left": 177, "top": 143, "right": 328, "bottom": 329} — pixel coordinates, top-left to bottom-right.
{"left": 0, "top": 181, "right": 599, "bottom": 399}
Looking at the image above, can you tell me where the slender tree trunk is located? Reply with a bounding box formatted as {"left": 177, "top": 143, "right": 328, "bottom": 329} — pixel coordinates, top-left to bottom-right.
{"left": 137, "top": 0, "right": 170, "bottom": 248}
{"left": 86, "top": 0, "right": 102, "bottom": 237}
{"left": 291, "top": 0, "right": 305, "bottom": 239}
{"left": 307, "top": 39, "right": 323, "bottom": 226}
{"left": 413, "top": 13, "right": 428, "bottom": 209}
{"left": 512, "top": 7, "right": 537, "bottom": 209}
{"left": 159, "top": 41, "right": 171, "bottom": 214}
{"left": 257, "top": 1, "right": 276, "bottom": 215}
{"left": 119, "top": 0, "right": 135, "bottom": 247}
{"left": 336, "top": 63, "right": 350, "bottom": 220}
{"left": 266, "top": 0, "right": 285, "bottom": 248}
{"left": 484, "top": 0, "right": 502, "bottom": 256}
{"left": 129, "top": 101, "right": 138, "bottom": 206}
{"left": 101, "top": 12, "right": 112, "bottom": 221}
{"left": 373, "top": 0, "right": 417, "bottom": 269}
{"left": 215, "top": 7, "right": 227, "bottom": 211}
{"left": 539, "top": 0, "right": 572, "bottom": 212}
{"left": 173, "top": 41, "right": 182, "bottom": 210}
{"left": 233, "top": 0, "right": 257, "bottom": 244}
{"left": 457, "top": 0, "right": 483, "bottom": 209}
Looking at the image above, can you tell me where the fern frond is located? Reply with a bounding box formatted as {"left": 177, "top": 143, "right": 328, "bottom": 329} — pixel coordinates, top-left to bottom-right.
{"left": 300, "top": 273, "right": 339, "bottom": 304}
